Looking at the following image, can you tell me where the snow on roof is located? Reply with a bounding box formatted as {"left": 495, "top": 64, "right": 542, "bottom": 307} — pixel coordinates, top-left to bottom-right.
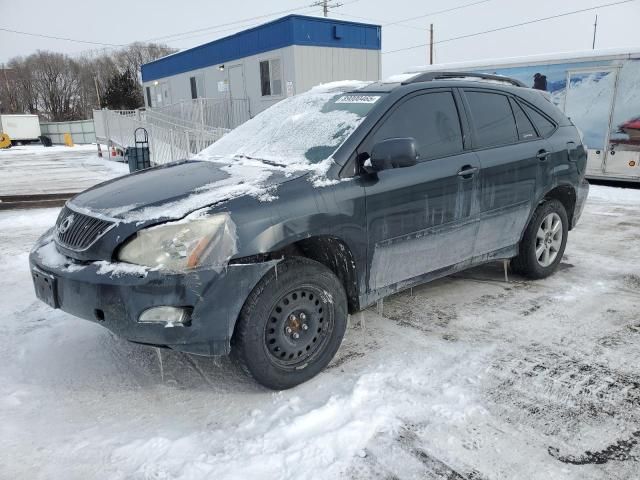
{"left": 309, "top": 80, "right": 371, "bottom": 93}
{"left": 404, "top": 47, "right": 640, "bottom": 74}
{"left": 383, "top": 73, "right": 417, "bottom": 84}
{"left": 382, "top": 73, "right": 521, "bottom": 86}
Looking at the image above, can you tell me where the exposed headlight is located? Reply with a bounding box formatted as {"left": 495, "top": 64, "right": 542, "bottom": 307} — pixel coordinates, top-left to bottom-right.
{"left": 118, "top": 213, "right": 237, "bottom": 272}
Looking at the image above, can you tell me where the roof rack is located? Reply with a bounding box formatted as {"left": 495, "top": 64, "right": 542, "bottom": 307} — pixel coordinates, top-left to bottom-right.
{"left": 402, "top": 71, "right": 525, "bottom": 87}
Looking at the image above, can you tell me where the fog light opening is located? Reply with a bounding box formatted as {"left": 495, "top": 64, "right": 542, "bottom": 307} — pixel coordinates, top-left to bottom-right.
{"left": 138, "top": 306, "right": 192, "bottom": 327}
{"left": 94, "top": 309, "right": 105, "bottom": 321}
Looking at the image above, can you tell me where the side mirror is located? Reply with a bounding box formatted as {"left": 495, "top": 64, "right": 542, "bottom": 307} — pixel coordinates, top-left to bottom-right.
{"left": 366, "top": 138, "right": 419, "bottom": 172}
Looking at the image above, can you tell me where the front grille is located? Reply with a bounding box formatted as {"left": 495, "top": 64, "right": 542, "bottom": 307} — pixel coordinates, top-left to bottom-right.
{"left": 55, "top": 206, "right": 114, "bottom": 251}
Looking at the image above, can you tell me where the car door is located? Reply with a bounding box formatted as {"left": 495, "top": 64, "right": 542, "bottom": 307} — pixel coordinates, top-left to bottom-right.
{"left": 461, "top": 89, "right": 549, "bottom": 256}
{"left": 361, "top": 89, "right": 481, "bottom": 292}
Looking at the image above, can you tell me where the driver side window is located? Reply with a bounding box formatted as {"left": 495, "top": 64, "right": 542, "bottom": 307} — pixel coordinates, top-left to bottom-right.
{"left": 371, "top": 91, "right": 464, "bottom": 162}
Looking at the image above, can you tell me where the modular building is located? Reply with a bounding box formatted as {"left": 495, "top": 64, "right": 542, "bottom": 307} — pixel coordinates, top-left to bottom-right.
{"left": 141, "top": 14, "right": 381, "bottom": 119}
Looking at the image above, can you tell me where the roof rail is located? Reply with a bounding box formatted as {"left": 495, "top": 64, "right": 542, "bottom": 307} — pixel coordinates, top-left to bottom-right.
{"left": 403, "top": 71, "right": 526, "bottom": 87}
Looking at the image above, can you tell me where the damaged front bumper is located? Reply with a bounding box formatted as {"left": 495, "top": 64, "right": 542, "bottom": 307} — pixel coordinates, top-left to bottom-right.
{"left": 29, "top": 236, "right": 277, "bottom": 356}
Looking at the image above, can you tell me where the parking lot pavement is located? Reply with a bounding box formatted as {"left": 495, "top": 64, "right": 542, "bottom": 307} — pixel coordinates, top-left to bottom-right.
{"left": 0, "top": 144, "right": 127, "bottom": 195}
{"left": 0, "top": 184, "right": 638, "bottom": 480}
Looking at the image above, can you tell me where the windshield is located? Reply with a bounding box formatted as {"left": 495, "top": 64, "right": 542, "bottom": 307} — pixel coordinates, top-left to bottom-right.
{"left": 200, "top": 83, "right": 384, "bottom": 166}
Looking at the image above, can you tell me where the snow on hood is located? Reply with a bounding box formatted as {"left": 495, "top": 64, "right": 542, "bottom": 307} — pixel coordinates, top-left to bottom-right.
{"left": 71, "top": 81, "right": 373, "bottom": 224}
{"left": 67, "top": 158, "right": 289, "bottom": 224}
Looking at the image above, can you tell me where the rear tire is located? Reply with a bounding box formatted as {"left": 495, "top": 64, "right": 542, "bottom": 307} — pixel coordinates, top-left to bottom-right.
{"left": 232, "top": 257, "right": 348, "bottom": 390}
{"left": 511, "top": 199, "right": 568, "bottom": 279}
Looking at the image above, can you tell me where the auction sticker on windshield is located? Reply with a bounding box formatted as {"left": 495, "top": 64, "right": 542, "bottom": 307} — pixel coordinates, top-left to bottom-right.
{"left": 335, "top": 95, "right": 381, "bottom": 104}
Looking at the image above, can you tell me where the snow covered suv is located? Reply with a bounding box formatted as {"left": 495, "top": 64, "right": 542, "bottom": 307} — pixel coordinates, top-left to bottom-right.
{"left": 30, "top": 73, "right": 589, "bottom": 389}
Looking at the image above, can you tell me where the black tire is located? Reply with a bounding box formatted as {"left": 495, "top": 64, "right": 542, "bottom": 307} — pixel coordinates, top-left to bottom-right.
{"left": 511, "top": 199, "right": 568, "bottom": 279}
{"left": 232, "top": 257, "right": 348, "bottom": 390}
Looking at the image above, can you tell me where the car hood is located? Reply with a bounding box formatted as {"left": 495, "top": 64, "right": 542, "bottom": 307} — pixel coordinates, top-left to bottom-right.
{"left": 68, "top": 159, "right": 305, "bottom": 223}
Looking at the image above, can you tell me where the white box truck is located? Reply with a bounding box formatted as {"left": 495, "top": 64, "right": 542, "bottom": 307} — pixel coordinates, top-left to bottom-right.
{"left": 0, "top": 114, "right": 41, "bottom": 144}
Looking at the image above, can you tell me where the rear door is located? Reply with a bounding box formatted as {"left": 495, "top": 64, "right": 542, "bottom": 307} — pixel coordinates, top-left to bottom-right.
{"left": 362, "top": 89, "right": 481, "bottom": 291}
{"left": 461, "top": 89, "right": 548, "bottom": 256}
{"left": 563, "top": 68, "right": 618, "bottom": 177}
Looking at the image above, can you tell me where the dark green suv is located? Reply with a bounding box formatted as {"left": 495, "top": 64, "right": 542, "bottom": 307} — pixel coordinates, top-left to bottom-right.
{"left": 30, "top": 72, "right": 589, "bottom": 389}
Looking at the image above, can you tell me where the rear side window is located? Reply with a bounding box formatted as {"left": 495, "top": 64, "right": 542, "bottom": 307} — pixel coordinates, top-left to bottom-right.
{"left": 522, "top": 103, "right": 556, "bottom": 137}
{"left": 466, "top": 91, "right": 518, "bottom": 148}
{"left": 509, "top": 98, "right": 537, "bottom": 141}
{"left": 372, "top": 91, "right": 463, "bottom": 161}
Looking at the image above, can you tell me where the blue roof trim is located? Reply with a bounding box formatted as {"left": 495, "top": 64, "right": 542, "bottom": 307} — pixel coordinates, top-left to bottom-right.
{"left": 141, "top": 14, "right": 381, "bottom": 82}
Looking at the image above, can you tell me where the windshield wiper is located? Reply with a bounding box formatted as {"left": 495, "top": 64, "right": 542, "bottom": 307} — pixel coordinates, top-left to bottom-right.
{"left": 235, "top": 154, "right": 287, "bottom": 168}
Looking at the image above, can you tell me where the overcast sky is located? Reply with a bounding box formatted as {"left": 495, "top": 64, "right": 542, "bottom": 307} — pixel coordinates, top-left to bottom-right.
{"left": 1, "top": 0, "right": 638, "bottom": 76}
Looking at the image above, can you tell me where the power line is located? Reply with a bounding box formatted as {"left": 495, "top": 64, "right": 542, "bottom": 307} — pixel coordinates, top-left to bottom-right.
{"left": 148, "top": 0, "right": 360, "bottom": 43}
{"left": 383, "top": 0, "right": 638, "bottom": 55}
{"left": 0, "top": 1, "right": 347, "bottom": 54}
{"left": 333, "top": 0, "right": 491, "bottom": 31}
{"left": 146, "top": 3, "right": 316, "bottom": 43}
{"left": 154, "top": 7, "right": 323, "bottom": 46}
{"left": 384, "top": 0, "right": 491, "bottom": 27}
{"left": 0, "top": 26, "right": 125, "bottom": 47}
{"left": 333, "top": 11, "right": 425, "bottom": 30}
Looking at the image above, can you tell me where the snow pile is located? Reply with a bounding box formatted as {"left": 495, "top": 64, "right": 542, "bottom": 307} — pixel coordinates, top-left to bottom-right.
{"left": 110, "top": 351, "right": 486, "bottom": 480}
{"left": 0, "top": 144, "right": 98, "bottom": 156}
{"left": 588, "top": 183, "right": 640, "bottom": 204}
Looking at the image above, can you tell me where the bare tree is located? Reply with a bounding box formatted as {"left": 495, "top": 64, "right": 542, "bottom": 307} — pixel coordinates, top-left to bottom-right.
{"left": 30, "top": 51, "right": 82, "bottom": 121}
{"left": 113, "top": 42, "right": 176, "bottom": 80}
{"left": 0, "top": 57, "right": 38, "bottom": 115}
{"left": 0, "top": 42, "right": 175, "bottom": 120}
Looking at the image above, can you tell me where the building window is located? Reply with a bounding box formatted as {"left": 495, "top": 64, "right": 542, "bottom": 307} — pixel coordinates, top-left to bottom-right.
{"left": 190, "top": 76, "right": 198, "bottom": 99}
{"left": 146, "top": 87, "right": 152, "bottom": 107}
{"left": 259, "top": 58, "right": 282, "bottom": 97}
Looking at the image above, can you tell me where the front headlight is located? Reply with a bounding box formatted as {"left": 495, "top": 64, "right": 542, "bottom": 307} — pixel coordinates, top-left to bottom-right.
{"left": 118, "top": 213, "right": 237, "bottom": 272}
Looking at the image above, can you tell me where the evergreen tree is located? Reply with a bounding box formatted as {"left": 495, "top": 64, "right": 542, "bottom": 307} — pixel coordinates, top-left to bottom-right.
{"left": 101, "top": 69, "right": 143, "bottom": 110}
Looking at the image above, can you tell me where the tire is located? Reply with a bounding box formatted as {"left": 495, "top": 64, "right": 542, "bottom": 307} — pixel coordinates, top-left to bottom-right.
{"left": 232, "top": 257, "right": 348, "bottom": 390}
{"left": 511, "top": 199, "right": 568, "bottom": 279}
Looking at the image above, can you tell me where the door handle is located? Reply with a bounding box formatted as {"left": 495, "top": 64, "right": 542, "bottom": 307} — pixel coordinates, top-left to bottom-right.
{"left": 536, "top": 150, "right": 550, "bottom": 160}
{"left": 457, "top": 166, "right": 479, "bottom": 178}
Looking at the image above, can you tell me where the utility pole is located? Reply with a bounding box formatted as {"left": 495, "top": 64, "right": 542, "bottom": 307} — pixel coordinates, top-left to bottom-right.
{"left": 311, "top": 0, "right": 343, "bottom": 17}
{"left": 429, "top": 24, "right": 434, "bottom": 65}
{"left": 592, "top": 14, "right": 598, "bottom": 50}
{"left": 94, "top": 76, "right": 102, "bottom": 108}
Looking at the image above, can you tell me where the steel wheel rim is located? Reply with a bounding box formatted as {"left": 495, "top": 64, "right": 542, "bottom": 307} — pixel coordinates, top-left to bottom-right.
{"left": 264, "top": 286, "right": 334, "bottom": 368}
{"left": 535, "top": 212, "right": 563, "bottom": 267}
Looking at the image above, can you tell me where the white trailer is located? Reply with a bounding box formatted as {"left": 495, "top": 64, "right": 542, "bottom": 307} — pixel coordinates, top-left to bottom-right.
{"left": 0, "top": 114, "right": 41, "bottom": 144}
{"left": 405, "top": 48, "right": 640, "bottom": 183}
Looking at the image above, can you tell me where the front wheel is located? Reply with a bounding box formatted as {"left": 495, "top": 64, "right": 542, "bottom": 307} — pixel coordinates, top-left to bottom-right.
{"left": 233, "top": 257, "right": 348, "bottom": 390}
{"left": 511, "top": 199, "right": 568, "bottom": 279}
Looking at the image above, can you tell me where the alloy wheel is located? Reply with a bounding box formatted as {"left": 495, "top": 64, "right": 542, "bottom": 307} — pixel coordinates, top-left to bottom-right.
{"left": 535, "top": 212, "right": 563, "bottom": 267}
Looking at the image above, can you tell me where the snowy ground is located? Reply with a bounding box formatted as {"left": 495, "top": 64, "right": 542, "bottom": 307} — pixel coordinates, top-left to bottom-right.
{"left": 0, "top": 144, "right": 127, "bottom": 195}
{"left": 0, "top": 184, "right": 639, "bottom": 480}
